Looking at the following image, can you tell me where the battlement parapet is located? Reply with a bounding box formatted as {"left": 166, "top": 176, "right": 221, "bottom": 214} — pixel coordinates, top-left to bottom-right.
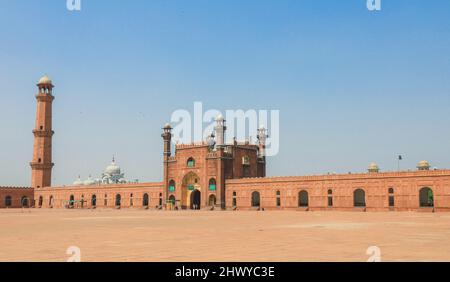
{"left": 225, "top": 169, "right": 450, "bottom": 184}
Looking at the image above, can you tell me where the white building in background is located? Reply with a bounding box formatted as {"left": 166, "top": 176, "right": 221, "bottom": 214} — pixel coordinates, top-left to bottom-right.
{"left": 73, "top": 158, "right": 130, "bottom": 186}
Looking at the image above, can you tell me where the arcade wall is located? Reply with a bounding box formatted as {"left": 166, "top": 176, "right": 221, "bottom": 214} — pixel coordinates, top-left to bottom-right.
{"left": 0, "top": 187, "right": 34, "bottom": 208}
{"left": 34, "top": 182, "right": 163, "bottom": 209}
{"left": 225, "top": 170, "right": 450, "bottom": 212}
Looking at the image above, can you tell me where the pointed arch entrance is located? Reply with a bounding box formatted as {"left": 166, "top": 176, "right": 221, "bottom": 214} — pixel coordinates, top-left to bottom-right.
{"left": 419, "top": 187, "right": 434, "bottom": 207}
{"left": 298, "top": 190, "right": 309, "bottom": 207}
{"left": 181, "top": 172, "right": 201, "bottom": 209}
{"left": 190, "top": 189, "right": 201, "bottom": 210}
{"left": 21, "top": 196, "right": 30, "bottom": 208}
{"left": 208, "top": 194, "right": 217, "bottom": 206}
{"left": 354, "top": 189, "right": 366, "bottom": 207}
{"left": 251, "top": 191, "right": 260, "bottom": 207}
{"left": 91, "top": 195, "right": 97, "bottom": 207}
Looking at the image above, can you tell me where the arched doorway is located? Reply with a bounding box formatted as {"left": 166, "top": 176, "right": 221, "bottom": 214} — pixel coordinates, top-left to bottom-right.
{"left": 327, "top": 189, "right": 333, "bottom": 207}
{"left": 49, "top": 196, "right": 54, "bottom": 208}
{"left": 388, "top": 188, "right": 395, "bottom": 207}
{"left": 419, "top": 187, "right": 434, "bottom": 207}
{"left": 21, "top": 196, "right": 30, "bottom": 208}
{"left": 354, "top": 189, "right": 366, "bottom": 207}
{"left": 143, "top": 193, "right": 149, "bottom": 207}
{"left": 182, "top": 172, "right": 201, "bottom": 209}
{"left": 91, "top": 195, "right": 97, "bottom": 207}
{"left": 190, "top": 189, "right": 201, "bottom": 210}
{"left": 168, "top": 195, "right": 176, "bottom": 210}
{"left": 251, "top": 191, "right": 260, "bottom": 207}
{"left": 5, "top": 196, "right": 12, "bottom": 208}
{"left": 38, "top": 196, "right": 43, "bottom": 208}
{"left": 298, "top": 190, "right": 309, "bottom": 207}
{"left": 69, "top": 195, "right": 75, "bottom": 208}
{"left": 208, "top": 194, "right": 217, "bottom": 206}
{"left": 115, "top": 194, "right": 121, "bottom": 207}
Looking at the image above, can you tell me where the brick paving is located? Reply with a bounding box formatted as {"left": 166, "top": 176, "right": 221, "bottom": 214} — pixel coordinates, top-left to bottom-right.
{"left": 0, "top": 209, "right": 449, "bottom": 262}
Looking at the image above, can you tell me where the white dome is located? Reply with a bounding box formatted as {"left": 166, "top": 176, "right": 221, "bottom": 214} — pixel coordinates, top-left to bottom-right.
{"left": 73, "top": 176, "right": 83, "bottom": 186}
{"left": 84, "top": 176, "right": 96, "bottom": 186}
{"left": 38, "top": 75, "right": 52, "bottom": 85}
{"left": 105, "top": 159, "right": 121, "bottom": 175}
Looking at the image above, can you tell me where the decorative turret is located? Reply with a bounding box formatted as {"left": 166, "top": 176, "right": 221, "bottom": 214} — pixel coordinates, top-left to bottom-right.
{"left": 161, "top": 123, "right": 173, "bottom": 209}
{"left": 417, "top": 160, "right": 431, "bottom": 171}
{"left": 368, "top": 163, "right": 380, "bottom": 173}
{"left": 257, "top": 125, "right": 268, "bottom": 158}
{"left": 206, "top": 132, "right": 216, "bottom": 151}
{"left": 161, "top": 123, "right": 172, "bottom": 158}
{"left": 214, "top": 114, "right": 226, "bottom": 147}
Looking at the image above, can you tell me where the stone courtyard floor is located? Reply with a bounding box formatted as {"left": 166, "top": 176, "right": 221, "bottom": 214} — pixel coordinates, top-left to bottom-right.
{"left": 0, "top": 209, "right": 449, "bottom": 262}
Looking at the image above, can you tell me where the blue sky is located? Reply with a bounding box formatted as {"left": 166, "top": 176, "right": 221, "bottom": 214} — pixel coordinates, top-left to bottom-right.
{"left": 0, "top": 0, "right": 449, "bottom": 186}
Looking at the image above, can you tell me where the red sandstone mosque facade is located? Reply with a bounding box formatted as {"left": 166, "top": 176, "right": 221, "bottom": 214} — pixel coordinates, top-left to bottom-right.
{"left": 1, "top": 76, "right": 450, "bottom": 212}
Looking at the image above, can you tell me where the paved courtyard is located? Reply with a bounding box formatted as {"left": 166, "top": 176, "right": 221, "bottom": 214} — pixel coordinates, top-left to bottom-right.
{"left": 0, "top": 209, "right": 449, "bottom": 262}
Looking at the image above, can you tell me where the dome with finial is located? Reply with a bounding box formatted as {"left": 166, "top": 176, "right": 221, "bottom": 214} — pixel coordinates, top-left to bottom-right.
{"left": 84, "top": 175, "right": 96, "bottom": 186}
{"left": 68, "top": 158, "right": 127, "bottom": 186}
{"left": 368, "top": 163, "right": 380, "bottom": 173}
{"left": 417, "top": 160, "right": 431, "bottom": 171}
{"left": 38, "top": 75, "right": 52, "bottom": 85}
{"left": 73, "top": 176, "right": 83, "bottom": 186}
{"left": 105, "top": 158, "right": 121, "bottom": 175}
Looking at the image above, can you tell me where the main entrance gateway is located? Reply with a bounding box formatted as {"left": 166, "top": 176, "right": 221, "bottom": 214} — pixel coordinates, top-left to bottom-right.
{"left": 190, "top": 189, "right": 201, "bottom": 210}
{"left": 181, "top": 172, "right": 201, "bottom": 210}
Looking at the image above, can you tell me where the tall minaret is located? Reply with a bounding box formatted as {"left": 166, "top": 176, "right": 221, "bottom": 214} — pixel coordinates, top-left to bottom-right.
{"left": 257, "top": 125, "right": 268, "bottom": 158}
{"left": 214, "top": 114, "right": 226, "bottom": 147}
{"left": 161, "top": 123, "right": 172, "bottom": 207}
{"left": 30, "top": 75, "right": 55, "bottom": 188}
{"left": 257, "top": 125, "right": 268, "bottom": 177}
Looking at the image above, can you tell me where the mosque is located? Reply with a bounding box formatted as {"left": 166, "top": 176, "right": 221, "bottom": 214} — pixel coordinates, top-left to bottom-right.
{"left": 72, "top": 158, "right": 130, "bottom": 187}
{"left": 1, "top": 76, "right": 450, "bottom": 211}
